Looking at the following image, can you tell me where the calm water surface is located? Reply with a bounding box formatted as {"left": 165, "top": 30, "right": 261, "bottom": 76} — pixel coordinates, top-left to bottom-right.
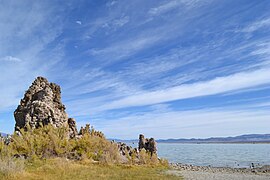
{"left": 157, "top": 143, "right": 270, "bottom": 168}
{"left": 127, "top": 142, "right": 270, "bottom": 168}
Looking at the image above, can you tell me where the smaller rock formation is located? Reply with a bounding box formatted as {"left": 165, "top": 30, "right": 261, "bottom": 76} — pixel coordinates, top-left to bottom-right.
{"left": 77, "top": 124, "right": 105, "bottom": 139}
{"left": 115, "top": 134, "right": 157, "bottom": 162}
{"left": 68, "top": 118, "right": 78, "bottom": 138}
{"left": 138, "top": 134, "right": 157, "bottom": 156}
{"left": 117, "top": 142, "right": 138, "bottom": 157}
{"left": 78, "top": 124, "right": 91, "bottom": 135}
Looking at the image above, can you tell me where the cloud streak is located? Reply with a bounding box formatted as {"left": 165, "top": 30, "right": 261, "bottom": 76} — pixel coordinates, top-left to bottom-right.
{"left": 88, "top": 107, "right": 270, "bottom": 139}
{"left": 100, "top": 68, "right": 270, "bottom": 111}
{"left": 0, "top": 56, "right": 22, "bottom": 62}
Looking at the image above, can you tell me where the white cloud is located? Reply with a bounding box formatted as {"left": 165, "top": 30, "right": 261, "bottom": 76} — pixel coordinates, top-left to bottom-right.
{"left": 106, "top": 0, "right": 117, "bottom": 7}
{"left": 241, "top": 17, "right": 270, "bottom": 33}
{"left": 148, "top": 0, "right": 201, "bottom": 16}
{"left": 112, "top": 16, "right": 129, "bottom": 27}
{"left": 251, "top": 41, "right": 270, "bottom": 56}
{"left": 99, "top": 68, "right": 270, "bottom": 111}
{"left": 88, "top": 35, "right": 161, "bottom": 62}
{"left": 88, "top": 108, "right": 270, "bottom": 139}
{"left": 100, "top": 16, "right": 129, "bottom": 31}
{"left": 149, "top": 1, "right": 180, "bottom": 16}
{"left": 76, "top": 20, "right": 82, "bottom": 25}
{"left": 0, "top": 56, "right": 22, "bottom": 62}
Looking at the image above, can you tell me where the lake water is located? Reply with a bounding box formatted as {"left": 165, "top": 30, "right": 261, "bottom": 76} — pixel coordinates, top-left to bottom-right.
{"left": 158, "top": 143, "right": 270, "bottom": 168}
{"left": 128, "top": 143, "right": 270, "bottom": 168}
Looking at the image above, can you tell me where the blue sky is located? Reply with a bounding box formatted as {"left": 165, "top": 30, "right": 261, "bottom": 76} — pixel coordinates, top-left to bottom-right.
{"left": 0, "top": 0, "right": 270, "bottom": 139}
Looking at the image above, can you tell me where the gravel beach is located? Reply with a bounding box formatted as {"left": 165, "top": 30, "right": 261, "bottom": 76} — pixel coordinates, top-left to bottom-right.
{"left": 168, "top": 163, "right": 270, "bottom": 180}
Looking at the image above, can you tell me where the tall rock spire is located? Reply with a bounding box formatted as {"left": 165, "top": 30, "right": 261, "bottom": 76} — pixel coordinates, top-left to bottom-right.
{"left": 14, "top": 77, "right": 77, "bottom": 137}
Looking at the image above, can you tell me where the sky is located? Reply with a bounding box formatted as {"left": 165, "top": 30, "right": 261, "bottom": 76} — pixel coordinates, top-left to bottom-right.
{"left": 0, "top": 0, "right": 270, "bottom": 139}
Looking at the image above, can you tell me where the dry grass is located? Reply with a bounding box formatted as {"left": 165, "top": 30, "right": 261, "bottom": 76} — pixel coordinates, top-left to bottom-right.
{"left": 0, "top": 125, "right": 182, "bottom": 179}
{"left": 0, "top": 158, "right": 24, "bottom": 178}
{"left": 1, "top": 158, "right": 182, "bottom": 180}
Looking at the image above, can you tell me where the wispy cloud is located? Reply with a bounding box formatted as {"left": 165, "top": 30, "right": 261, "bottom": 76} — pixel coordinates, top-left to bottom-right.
{"left": 88, "top": 107, "right": 270, "bottom": 139}
{"left": 104, "top": 16, "right": 129, "bottom": 29}
{"left": 99, "top": 68, "right": 270, "bottom": 111}
{"left": 0, "top": 56, "right": 22, "bottom": 62}
{"left": 148, "top": 0, "right": 201, "bottom": 16}
{"left": 241, "top": 17, "right": 270, "bottom": 33}
{"left": 88, "top": 35, "right": 162, "bottom": 63}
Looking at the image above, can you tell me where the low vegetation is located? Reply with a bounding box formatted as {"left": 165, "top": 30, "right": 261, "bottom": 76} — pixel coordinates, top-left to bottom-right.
{"left": 0, "top": 158, "right": 180, "bottom": 180}
{"left": 0, "top": 125, "right": 180, "bottom": 179}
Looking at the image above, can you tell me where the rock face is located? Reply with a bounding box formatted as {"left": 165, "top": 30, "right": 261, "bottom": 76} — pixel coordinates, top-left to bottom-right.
{"left": 138, "top": 134, "right": 157, "bottom": 156}
{"left": 14, "top": 77, "right": 77, "bottom": 137}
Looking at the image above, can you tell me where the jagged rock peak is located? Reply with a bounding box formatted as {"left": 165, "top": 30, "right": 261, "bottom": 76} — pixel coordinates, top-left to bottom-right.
{"left": 14, "top": 76, "right": 77, "bottom": 137}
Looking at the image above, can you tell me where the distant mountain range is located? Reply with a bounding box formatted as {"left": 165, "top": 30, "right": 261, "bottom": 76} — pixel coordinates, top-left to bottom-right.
{"left": 0, "top": 132, "right": 7, "bottom": 137}
{"left": 157, "top": 134, "right": 270, "bottom": 143}
{"left": 110, "top": 134, "right": 270, "bottom": 144}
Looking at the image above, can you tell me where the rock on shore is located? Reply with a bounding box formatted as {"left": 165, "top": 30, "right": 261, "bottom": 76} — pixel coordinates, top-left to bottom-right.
{"left": 138, "top": 134, "right": 157, "bottom": 156}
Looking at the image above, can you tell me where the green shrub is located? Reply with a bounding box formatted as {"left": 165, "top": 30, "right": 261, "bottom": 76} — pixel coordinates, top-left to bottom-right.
{"left": 1, "top": 125, "right": 166, "bottom": 167}
{"left": 138, "top": 149, "right": 159, "bottom": 165}
{"left": 5, "top": 125, "right": 122, "bottom": 163}
{"left": 10, "top": 125, "right": 69, "bottom": 159}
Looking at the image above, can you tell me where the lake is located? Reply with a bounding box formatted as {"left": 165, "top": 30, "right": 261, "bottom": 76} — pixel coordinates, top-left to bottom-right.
{"left": 127, "top": 142, "right": 270, "bottom": 168}
{"left": 157, "top": 143, "right": 270, "bottom": 168}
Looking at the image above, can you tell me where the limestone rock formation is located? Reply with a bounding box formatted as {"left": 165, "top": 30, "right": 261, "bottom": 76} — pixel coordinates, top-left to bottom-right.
{"left": 138, "top": 134, "right": 157, "bottom": 156}
{"left": 113, "top": 134, "right": 157, "bottom": 162}
{"left": 68, "top": 118, "right": 78, "bottom": 138}
{"left": 14, "top": 77, "right": 77, "bottom": 137}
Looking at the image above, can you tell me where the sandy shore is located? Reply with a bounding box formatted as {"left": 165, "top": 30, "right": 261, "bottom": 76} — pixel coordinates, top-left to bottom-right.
{"left": 168, "top": 163, "right": 270, "bottom": 180}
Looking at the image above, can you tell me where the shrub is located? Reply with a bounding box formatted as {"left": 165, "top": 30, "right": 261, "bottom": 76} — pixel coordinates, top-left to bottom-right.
{"left": 1, "top": 125, "right": 166, "bottom": 167}
{"left": 138, "top": 149, "right": 159, "bottom": 165}
{"left": 6, "top": 125, "right": 122, "bottom": 163}
{"left": 10, "top": 125, "right": 69, "bottom": 159}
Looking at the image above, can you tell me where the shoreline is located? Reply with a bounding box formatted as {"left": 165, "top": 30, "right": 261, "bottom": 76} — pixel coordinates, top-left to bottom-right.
{"left": 170, "top": 163, "right": 270, "bottom": 174}
{"left": 158, "top": 142, "right": 270, "bottom": 144}
{"left": 168, "top": 163, "right": 270, "bottom": 180}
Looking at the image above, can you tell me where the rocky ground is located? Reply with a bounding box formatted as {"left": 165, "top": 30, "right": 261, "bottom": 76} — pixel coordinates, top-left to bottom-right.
{"left": 168, "top": 163, "right": 270, "bottom": 180}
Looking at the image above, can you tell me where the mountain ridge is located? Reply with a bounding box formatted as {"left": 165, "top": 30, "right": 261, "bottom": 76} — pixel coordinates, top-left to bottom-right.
{"left": 0, "top": 132, "right": 7, "bottom": 137}
{"left": 157, "top": 134, "right": 270, "bottom": 143}
{"left": 109, "top": 134, "right": 270, "bottom": 143}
